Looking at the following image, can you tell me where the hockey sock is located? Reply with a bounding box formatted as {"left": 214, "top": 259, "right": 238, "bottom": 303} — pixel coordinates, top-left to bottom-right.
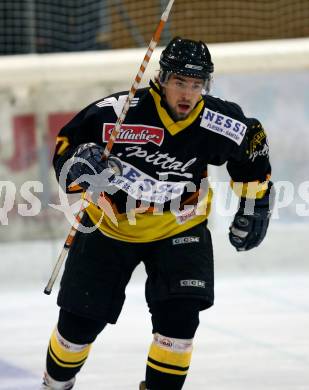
{"left": 44, "top": 308, "right": 107, "bottom": 384}
{"left": 145, "top": 333, "right": 193, "bottom": 390}
{"left": 41, "top": 371, "right": 76, "bottom": 389}
{"left": 46, "top": 327, "right": 91, "bottom": 382}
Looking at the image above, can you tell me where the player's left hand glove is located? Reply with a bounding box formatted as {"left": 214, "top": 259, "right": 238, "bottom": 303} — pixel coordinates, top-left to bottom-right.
{"left": 67, "top": 142, "right": 122, "bottom": 194}
{"left": 229, "top": 182, "right": 274, "bottom": 251}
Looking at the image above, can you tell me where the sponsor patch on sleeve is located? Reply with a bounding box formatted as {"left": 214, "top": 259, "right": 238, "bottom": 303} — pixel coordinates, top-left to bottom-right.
{"left": 249, "top": 128, "right": 269, "bottom": 161}
{"left": 201, "top": 108, "right": 247, "bottom": 145}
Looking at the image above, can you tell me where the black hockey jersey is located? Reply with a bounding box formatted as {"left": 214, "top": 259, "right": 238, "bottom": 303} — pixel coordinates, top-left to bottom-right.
{"left": 53, "top": 81, "right": 271, "bottom": 242}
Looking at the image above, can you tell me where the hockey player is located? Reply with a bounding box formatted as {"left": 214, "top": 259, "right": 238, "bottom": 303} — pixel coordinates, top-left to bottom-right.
{"left": 41, "top": 37, "right": 273, "bottom": 389}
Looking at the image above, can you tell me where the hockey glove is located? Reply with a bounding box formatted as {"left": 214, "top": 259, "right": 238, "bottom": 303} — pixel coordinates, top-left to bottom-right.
{"left": 229, "top": 182, "right": 274, "bottom": 251}
{"left": 67, "top": 142, "right": 122, "bottom": 194}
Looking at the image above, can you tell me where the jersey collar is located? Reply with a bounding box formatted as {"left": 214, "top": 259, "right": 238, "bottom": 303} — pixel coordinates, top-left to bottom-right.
{"left": 149, "top": 81, "right": 204, "bottom": 136}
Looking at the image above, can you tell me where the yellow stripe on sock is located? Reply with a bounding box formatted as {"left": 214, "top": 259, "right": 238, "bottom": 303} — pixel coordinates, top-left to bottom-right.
{"left": 147, "top": 360, "right": 188, "bottom": 376}
{"left": 149, "top": 342, "right": 192, "bottom": 368}
{"left": 147, "top": 341, "right": 192, "bottom": 375}
{"left": 48, "top": 344, "right": 87, "bottom": 368}
{"left": 49, "top": 329, "right": 91, "bottom": 367}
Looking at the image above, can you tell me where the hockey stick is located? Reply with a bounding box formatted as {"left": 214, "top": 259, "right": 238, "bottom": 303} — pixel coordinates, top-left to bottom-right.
{"left": 44, "top": 0, "right": 175, "bottom": 295}
{"left": 102, "top": 0, "right": 175, "bottom": 159}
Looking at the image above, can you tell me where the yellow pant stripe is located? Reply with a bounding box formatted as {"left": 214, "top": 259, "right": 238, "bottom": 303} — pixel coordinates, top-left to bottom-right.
{"left": 49, "top": 330, "right": 91, "bottom": 367}
{"left": 147, "top": 360, "right": 188, "bottom": 376}
{"left": 149, "top": 343, "right": 192, "bottom": 368}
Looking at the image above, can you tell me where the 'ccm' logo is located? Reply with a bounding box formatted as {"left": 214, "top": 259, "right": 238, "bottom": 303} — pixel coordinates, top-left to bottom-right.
{"left": 172, "top": 236, "right": 200, "bottom": 245}
{"left": 180, "top": 280, "right": 206, "bottom": 288}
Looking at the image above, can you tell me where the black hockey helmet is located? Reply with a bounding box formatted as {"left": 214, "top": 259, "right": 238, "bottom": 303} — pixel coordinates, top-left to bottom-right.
{"left": 159, "top": 36, "right": 214, "bottom": 80}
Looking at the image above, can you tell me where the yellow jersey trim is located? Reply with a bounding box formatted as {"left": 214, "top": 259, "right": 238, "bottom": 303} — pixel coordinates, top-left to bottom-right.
{"left": 149, "top": 87, "right": 204, "bottom": 135}
{"left": 230, "top": 180, "right": 270, "bottom": 199}
{"left": 56, "top": 136, "right": 70, "bottom": 156}
{"left": 85, "top": 190, "right": 213, "bottom": 243}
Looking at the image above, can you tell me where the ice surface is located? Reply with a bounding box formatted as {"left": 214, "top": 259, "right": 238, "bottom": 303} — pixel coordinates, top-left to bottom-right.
{"left": 0, "top": 226, "right": 308, "bottom": 390}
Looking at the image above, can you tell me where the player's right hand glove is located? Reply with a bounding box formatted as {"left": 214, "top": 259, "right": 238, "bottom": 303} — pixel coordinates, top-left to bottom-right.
{"left": 67, "top": 142, "right": 122, "bottom": 193}
{"left": 229, "top": 182, "right": 274, "bottom": 251}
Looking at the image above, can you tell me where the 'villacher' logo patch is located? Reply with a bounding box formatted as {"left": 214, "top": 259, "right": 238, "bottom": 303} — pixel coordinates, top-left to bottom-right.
{"left": 201, "top": 108, "right": 247, "bottom": 145}
{"left": 103, "top": 123, "right": 164, "bottom": 146}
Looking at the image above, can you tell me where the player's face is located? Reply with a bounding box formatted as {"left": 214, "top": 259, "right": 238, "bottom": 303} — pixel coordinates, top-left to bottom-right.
{"left": 163, "top": 74, "right": 204, "bottom": 120}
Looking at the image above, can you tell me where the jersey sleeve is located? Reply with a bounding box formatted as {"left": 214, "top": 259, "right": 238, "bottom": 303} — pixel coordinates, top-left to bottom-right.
{"left": 227, "top": 118, "right": 271, "bottom": 199}
{"left": 52, "top": 104, "right": 99, "bottom": 192}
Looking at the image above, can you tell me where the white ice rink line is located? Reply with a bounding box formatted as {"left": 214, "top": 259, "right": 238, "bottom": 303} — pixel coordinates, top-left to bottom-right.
{"left": 0, "top": 227, "right": 308, "bottom": 389}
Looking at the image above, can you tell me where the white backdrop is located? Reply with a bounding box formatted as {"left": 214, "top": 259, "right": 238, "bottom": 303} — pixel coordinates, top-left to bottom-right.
{"left": 0, "top": 38, "right": 308, "bottom": 241}
{"left": 0, "top": 39, "right": 308, "bottom": 390}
